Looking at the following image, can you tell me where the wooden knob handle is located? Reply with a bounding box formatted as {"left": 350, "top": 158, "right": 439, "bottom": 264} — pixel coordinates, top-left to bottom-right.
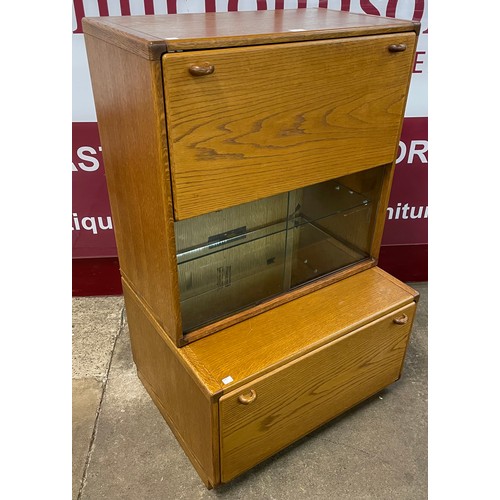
{"left": 188, "top": 63, "right": 215, "bottom": 76}
{"left": 393, "top": 313, "right": 409, "bottom": 325}
{"left": 388, "top": 44, "right": 407, "bottom": 53}
{"left": 237, "top": 389, "right": 257, "bottom": 405}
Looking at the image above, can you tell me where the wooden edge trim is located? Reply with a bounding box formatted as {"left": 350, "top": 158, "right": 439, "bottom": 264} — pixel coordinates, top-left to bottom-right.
{"left": 182, "top": 258, "right": 376, "bottom": 345}
{"left": 322, "top": 8, "right": 421, "bottom": 35}
{"left": 368, "top": 163, "right": 393, "bottom": 259}
{"left": 395, "top": 302, "right": 418, "bottom": 380}
{"left": 148, "top": 58, "right": 185, "bottom": 343}
{"left": 218, "top": 397, "right": 226, "bottom": 484}
{"left": 82, "top": 18, "right": 167, "bottom": 60}
{"left": 137, "top": 370, "right": 214, "bottom": 488}
{"left": 122, "top": 277, "right": 218, "bottom": 397}
{"left": 166, "top": 24, "right": 419, "bottom": 51}
{"left": 372, "top": 266, "right": 420, "bottom": 302}
{"left": 211, "top": 400, "right": 221, "bottom": 487}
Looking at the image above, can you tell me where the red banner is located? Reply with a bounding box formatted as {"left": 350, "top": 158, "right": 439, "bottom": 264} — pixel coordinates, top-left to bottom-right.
{"left": 383, "top": 117, "right": 428, "bottom": 246}
{"left": 72, "top": 123, "right": 116, "bottom": 258}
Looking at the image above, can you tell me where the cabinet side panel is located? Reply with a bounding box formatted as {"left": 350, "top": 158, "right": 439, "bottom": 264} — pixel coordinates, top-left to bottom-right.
{"left": 122, "top": 280, "right": 219, "bottom": 487}
{"left": 84, "top": 33, "right": 181, "bottom": 343}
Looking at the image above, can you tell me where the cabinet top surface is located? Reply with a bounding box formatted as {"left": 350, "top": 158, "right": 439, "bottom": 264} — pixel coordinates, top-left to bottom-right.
{"left": 82, "top": 8, "right": 419, "bottom": 58}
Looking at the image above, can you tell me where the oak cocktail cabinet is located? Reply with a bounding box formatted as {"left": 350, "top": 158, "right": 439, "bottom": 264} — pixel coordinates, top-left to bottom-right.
{"left": 83, "top": 8, "right": 420, "bottom": 488}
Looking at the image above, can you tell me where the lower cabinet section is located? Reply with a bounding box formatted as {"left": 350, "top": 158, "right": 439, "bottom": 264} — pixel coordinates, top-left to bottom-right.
{"left": 219, "top": 302, "right": 415, "bottom": 482}
{"left": 124, "top": 268, "right": 418, "bottom": 488}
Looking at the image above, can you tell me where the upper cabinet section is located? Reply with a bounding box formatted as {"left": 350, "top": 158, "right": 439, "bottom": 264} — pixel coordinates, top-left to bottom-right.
{"left": 164, "top": 33, "right": 416, "bottom": 219}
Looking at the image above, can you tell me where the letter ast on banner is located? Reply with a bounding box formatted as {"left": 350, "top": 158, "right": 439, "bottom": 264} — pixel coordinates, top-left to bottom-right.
{"left": 72, "top": 0, "right": 428, "bottom": 266}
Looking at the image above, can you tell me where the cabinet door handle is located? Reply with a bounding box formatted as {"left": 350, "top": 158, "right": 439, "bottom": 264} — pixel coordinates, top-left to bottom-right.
{"left": 238, "top": 389, "right": 257, "bottom": 405}
{"left": 388, "top": 44, "right": 407, "bottom": 53}
{"left": 188, "top": 63, "right": 215, "bottom": 76}
{"left": 393, "top": 313, "right": 409, "bottom": 325}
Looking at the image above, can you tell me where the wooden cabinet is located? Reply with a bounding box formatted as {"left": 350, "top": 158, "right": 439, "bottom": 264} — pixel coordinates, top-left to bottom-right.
{"left": 83, "top": 8, "right": 420, "bottom": 488}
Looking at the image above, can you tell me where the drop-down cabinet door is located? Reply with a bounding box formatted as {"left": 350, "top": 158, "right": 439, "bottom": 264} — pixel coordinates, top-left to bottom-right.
{"left": 218, "top": 302, "right": 416, "bottom": 483}
{"left": 163, "top": 32, "right": 416, "bottom": 220}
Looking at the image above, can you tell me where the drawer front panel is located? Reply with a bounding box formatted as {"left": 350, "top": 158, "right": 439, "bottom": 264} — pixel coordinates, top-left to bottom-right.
{"left": 163, "top": 33, "right": 416, "bottom": 220}
{"left": 219, "top": 302, "right": 416, "bottom": 482}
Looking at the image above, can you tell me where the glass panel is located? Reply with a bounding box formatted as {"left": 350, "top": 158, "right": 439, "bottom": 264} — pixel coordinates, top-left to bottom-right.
{"left": 288, "top": 180, "right": 372, "bottom": 288}
{"left": 178, "top": 231, "right": 287, "bottom": 332}
{"left": 175, "top": 194, "right": 289, "bottom": 332}
{"left": 174, "top": 176, "right": 376, "bottom": 333}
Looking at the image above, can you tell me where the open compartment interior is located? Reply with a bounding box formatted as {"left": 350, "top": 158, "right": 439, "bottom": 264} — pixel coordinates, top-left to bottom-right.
{"left": 174, "top": 167, "right": 385, "bottom": 333}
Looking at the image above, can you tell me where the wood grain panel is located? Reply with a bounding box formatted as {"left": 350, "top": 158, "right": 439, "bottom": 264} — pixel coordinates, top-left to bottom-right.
{"left": 219, "top": 302, "right": 416, "bottom": 482}
{"left": 183, "top": 267, "right": 417, "bottom": 394}
{"left": 122, "top": 280, "right": 219, "bottom": 486}
{"left": 84, "top": 34, "right": 182, "bottom": 344}
{"left": 163, "top": 33, "right": 416, "bottom": 219}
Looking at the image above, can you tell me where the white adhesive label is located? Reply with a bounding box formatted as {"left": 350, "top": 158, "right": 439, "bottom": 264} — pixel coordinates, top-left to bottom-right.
{"left": 222, "top": 376, "right": 234, "bottom": 385}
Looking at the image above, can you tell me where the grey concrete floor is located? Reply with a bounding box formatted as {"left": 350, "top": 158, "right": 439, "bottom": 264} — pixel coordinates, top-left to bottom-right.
{"left": 72, "top": 283, "right": 427, "bottom": 500}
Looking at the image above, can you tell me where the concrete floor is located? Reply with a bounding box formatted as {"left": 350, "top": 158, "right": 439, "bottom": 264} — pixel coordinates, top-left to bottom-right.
{"left": 72, "top": 283, "right": 427, "bottom": 500}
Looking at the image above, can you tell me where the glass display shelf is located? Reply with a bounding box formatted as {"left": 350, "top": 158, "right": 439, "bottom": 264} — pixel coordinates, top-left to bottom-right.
{"left": 174, "top": 178, "right": 374, "bottom": 333}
